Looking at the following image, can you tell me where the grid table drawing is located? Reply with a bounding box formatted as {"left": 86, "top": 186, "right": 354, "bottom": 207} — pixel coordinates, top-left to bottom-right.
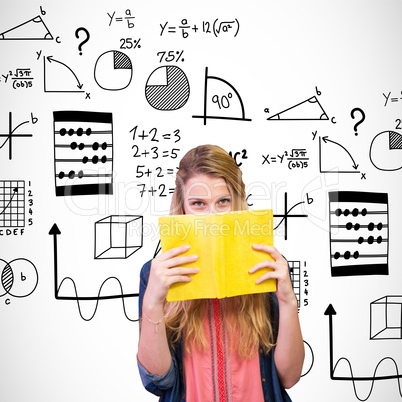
{"left": 0, "top": 180, "right": 25, "bottom": 227}
{"left": 289, "top": 260, "right": 301, "bottom": 309}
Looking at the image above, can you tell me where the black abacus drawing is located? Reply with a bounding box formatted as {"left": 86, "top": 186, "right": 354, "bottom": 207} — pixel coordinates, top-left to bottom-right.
{"left": 328, "top": 191, "right": 389, "bottom": 277}
{"left": 53, "top": 111, "right": 113, "bottom": 196}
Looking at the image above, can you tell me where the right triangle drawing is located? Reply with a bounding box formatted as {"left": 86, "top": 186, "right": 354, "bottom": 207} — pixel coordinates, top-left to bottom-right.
{"left": 267, "top": 95, "right": 328, "bottom": 120}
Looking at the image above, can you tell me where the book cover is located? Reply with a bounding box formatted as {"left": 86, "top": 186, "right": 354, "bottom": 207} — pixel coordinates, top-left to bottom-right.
{"left": 158, "top": 209, "right": 276, "bottom": 302}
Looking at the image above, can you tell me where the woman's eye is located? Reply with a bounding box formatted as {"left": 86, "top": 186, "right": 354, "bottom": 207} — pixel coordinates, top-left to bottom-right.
{"left": 192, "top": 201, "right": 204, "bottom": 207}
{"left": 218, "top": 198, "right": 231, "bottom": 205}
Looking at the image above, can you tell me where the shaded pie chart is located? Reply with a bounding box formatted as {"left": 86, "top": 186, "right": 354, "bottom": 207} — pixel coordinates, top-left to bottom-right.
{"left": 94, "top": 50, "right": 133, "bottom": 91}
{"left": 145, "top": 66, "right": 190, "bottom": 111}
{"left": 369, "top": 130, "right": 402, "bottom": 171}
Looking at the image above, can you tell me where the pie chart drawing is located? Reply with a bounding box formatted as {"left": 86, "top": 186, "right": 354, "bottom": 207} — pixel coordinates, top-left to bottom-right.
{"left": 94, "top": 50, "right": 133, "bottom": 91}
{"left": 369, "top": 130, "right": 402, "bottom": 171}
{"left": 145, "top": 66, "right": 190, "bottom": 111}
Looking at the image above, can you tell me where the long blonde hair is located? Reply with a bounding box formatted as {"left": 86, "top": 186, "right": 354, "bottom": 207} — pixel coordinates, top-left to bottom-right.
{"left": 165, "top": 144, "right": 275, "bottom": 359}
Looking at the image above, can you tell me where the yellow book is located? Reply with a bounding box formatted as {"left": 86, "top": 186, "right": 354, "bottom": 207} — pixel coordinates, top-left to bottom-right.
{"left": 158, "top": 209, "right": 276, "bottom": 302}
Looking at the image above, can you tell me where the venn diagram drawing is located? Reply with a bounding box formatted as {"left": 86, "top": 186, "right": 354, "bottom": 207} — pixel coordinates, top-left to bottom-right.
{"left": 0, "top": 258, "right": 38, "bottom": 303}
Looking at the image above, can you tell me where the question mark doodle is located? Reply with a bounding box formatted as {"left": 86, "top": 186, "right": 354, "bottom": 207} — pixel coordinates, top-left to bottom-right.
{"left": 75, "top": 27, "right": 90, "bottom": 56}
{"left": 351, "top": 107, "right": 365, "bottom": 136}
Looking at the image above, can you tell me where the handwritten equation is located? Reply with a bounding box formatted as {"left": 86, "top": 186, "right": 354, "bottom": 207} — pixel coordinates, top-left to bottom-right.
{"left": 262, "top": 148, "right": 309, "bottom": 170}
{"left": 383, "top": 91, "right": 402, "bottom": 107}
{"left": 107, "top": 9, "right": 135, "bottom": 29}
{"left": 160, "top": 18, "right": 240, "bottom": 38}
{"left": 131, "top": 126, "right": 181, "bottom": 197}
{"left": 1, "top": 68, "right": 34, "bottom": 89}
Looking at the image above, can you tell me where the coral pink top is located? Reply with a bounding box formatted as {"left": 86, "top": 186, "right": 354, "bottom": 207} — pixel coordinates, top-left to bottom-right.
{"left": 183, "top": 299, "right": 264, "bottom": 402}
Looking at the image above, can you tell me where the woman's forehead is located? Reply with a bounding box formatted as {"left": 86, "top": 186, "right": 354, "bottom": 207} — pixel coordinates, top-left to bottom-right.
{"left": 184, "top": 174, "right": 229, "bottom": 195}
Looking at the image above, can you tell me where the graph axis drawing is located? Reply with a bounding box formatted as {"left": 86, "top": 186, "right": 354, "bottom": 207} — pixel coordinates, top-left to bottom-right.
{"left": 43, "top": 56, "right": 85, "bottom": 93}
{"left": 0, "top": 15, "right": 53, "bottom": 40}
{"left": 267, "top": 95, "right": 328, "bottom": 121}
{"left": 319, "top": 136, "right": 360, "bottom": 174}
{"left": 274, "top": 192, "right": 308, "bottom": 240}
{"left": 0, "top": 112, "right": 33, "bottom": 160}
{"left": 49, "top": 224, "right": 139, "bottom": 322}
{"left": 325, "top": 304, "right": 402, "bottom": 401}
{"left": 0, "top": 180, "right": 25, "bottom": 227}
{"left": 192, "top": 66, "right": 252, "bottom": 125}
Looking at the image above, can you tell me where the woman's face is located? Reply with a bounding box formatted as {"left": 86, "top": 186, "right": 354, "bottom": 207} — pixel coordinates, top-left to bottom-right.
{"left": 182, "top": 174, "right": 232, "bottom": 215}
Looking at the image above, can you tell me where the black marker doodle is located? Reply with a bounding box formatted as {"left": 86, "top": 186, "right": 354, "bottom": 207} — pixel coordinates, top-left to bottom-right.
{"left": 1, "top": 68, "right": 35, "bottom": 90}
{"left": 159, "top": 18, "right": 240, "bottom": 38}
{"left": 369, "top": 130, "right": 402, "bottom": 171}
{"left": 262, "top": 148, "right": 309, "bottom": 171}
{"left": 153, "top": 239, "right": 161, "bottom": 258}
{"left": 49, "top": 224, "right": 139, "bottom": 322}
{"left": 301, "top": 340, "right": 314, "bottom": 377}
{"left": 267, "top": 95, "right": 328, "bottom": 121}
{"left": 120, "top": 37, "right": 141, "bottom": 50}
{"left": 383, "top": 90, "right": 402, "bottom": 107}
{"left": 328, "top": 191, "right": 389, "bottom": 277}
{"left": 0, "top": 180, "right": 24, "bottom": 228}
{"left": 94, "top": 215, "right": 143, "bottom": 259}
{"left": 53, "top": 111, "right": 114, "bottom": 196}
{"left": 0, "top": 112, "right": 34, "bottom": 160}
{"left": 157, "top": 50, "right": 185, "bottom": 63}
{"left": 107, "top": 9, "right": 135, "bottom": 29}
{"left": 229, "top": 149, "right": 248, "bottom": 167}
{"left": 370, "top": 296, "right": 402, "bottom": 340}
{"left": 192, "top": 67, "right": 251, "bottom": 125}
{"left": 131, "top": 125, "right": 181, "bottom": 198}
{"left": 351, "top": 108, "right": 365, "bottom": 136}
{"left": 75, "top": 27, "right": 90, "bottom": 56}
{"left": 145, "top": 66, "right": 190, "bottom": 110}
{"left": 289, "top": 260, "right": 301, "bottom": 310}
{"left": 0, "top": 258, "right": 38, "bottom": 303}
{"left": 94, "top": 51, "right": 132, "bottom": 91}
{"left": 274, "top": 192, "right": 310, "bottom": 241}
{"left": 0, "top": 15, "right": 53, "bottom": 40}
{"left": 319, "top": 136, "right": 360, "bottom": 174}
{"left": 325, "top": 304, "right": 402, "bottom": 401}
{"left": 43, "top": 56, "right": 84, "bottom": 93}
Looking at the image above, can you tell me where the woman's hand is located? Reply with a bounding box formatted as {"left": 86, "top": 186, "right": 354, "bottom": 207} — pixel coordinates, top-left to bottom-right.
{"left": 143, "top": 245, "right": 199, "bottom": 307}
{"left": 249, "top": 244, "right": 296, "bottom": 306}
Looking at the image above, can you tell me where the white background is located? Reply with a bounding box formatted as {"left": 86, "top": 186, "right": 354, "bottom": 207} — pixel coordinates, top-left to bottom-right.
{"left": 1, "top": 0, "right": 402, "bottom": 401}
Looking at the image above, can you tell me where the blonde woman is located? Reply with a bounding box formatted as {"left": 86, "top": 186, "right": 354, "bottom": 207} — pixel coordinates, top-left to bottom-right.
{"left": 137, "top": 145, "right": 304, "bottom": 401}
